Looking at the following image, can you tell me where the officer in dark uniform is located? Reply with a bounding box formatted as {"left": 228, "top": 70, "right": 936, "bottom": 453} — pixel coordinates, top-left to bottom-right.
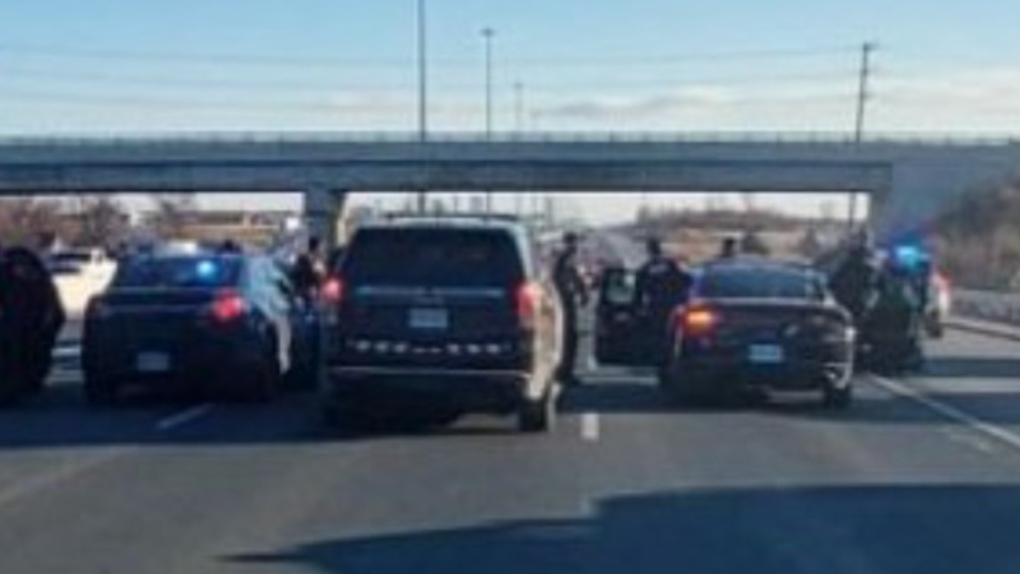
{"left": 829, "top": 235, "right": 878, "bottom": 326}
{"left": 0, "top": 246, "right": 65, "bottom": 403}
{"left": 719, "top": 237, "right": 739, "bottom": 259}
{"left": 553, "top": 232, "right": 589, "bottom": 386}
{"left": 634, "top": 237, "right": 693, "bottom": 364}
{"left": 291, "top": 236, "right": 326, "bottom": 304}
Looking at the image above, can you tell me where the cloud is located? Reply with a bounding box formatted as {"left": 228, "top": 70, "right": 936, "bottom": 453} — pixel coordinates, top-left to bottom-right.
{"left": 533, "top": 87, "right": 736, "bottom": 120}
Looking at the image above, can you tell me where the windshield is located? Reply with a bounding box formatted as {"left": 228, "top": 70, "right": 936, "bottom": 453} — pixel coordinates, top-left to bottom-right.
{"left": 343, "top": 228, "right": 524, "bottom": 288}
{"left": 700, "top": 265, "right": 821, "bottom": 300}
{"left": 50, "top": 252, "right": 92, "bottom": 264}
{"left": 111, "top": 257, "right": 241, "bottom": 289}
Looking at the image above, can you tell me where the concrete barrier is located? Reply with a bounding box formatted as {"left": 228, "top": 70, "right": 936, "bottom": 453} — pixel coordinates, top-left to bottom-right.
{"left": 953, "top": 289, "right": 1020, "bottom": 326}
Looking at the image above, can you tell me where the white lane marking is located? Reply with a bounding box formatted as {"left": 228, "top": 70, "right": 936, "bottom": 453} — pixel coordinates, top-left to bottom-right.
{"left": 0, "top": 450, "right": 127, "bottom": 510}
{"left": 869, "top": 375, "right": 1020, "bottom": 452}
{"left": 155, "top": 404, "right": 214, "bottom": 432}
{"left": 53, "top": 346, "right": 81, "bottom": 360}
{"left": 581, "top": 413, "right": 600, "bottom": 442}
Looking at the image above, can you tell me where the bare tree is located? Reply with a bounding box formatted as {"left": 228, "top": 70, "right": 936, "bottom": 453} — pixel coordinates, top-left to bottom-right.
{"left": 0, "top": 199, "right": 62, "bottom": 249}
{"left": 148, "top": 194, "right": 196, "bottom": 240}
{"left": 76, "top": 196, "right": 128, "bottom": 247}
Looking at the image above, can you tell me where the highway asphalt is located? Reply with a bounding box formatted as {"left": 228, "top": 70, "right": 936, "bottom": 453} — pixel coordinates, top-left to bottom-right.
{"left": 5, "top": 233, "right": 1020, "bottom": 573}
{"left": 0, "top": 327, "right": 1019, "bottom": 573}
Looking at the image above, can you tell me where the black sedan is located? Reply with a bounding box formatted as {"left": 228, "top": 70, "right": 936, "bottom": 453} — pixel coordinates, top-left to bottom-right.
{"left": 82, "top": 253, "right": 319, "bottom": 404}
{"left": 659, "top": 259, "right": 855, "bottom": 407}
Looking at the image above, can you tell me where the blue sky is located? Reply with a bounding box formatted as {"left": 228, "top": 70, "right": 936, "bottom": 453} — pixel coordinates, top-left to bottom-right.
{"left": 0, "top": 1, "right": 1016, "bottom": 219}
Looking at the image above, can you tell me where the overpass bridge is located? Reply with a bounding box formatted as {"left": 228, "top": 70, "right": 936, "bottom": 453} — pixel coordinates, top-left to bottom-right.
{"left": 1, "top": 132, "right": 1018, "bottom": 244}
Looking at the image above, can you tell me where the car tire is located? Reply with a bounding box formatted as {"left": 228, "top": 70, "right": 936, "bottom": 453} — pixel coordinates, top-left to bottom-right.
{"left": 822, "top": 382, "right": 853, "bottom": 410}
{"left": 518, "top": 392, "right": 555, "bottom": 433}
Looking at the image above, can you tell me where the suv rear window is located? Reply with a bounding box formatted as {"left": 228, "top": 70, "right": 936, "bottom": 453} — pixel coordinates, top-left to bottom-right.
{"left": 699, "top": 265, "right": 821, "bottom": 300}
{"left": 112, "top": 257, "right": 242, "bottom": 289}
{"left": 343, "top": 228, "right": 525, "bottom": 288}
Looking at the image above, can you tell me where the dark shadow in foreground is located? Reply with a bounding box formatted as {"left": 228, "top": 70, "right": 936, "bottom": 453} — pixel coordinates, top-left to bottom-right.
{"left": 224, "top": 484, "right": 1020, "bottom": 574}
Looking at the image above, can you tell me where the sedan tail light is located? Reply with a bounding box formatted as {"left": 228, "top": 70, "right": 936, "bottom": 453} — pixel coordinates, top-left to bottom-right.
{"left": 211, "top": 289, "right": 246, "bottom": 323}
{"left": 321, "top": 276, "right": 345, "bottom": 306}
{"left": 681, "top": 305, "right": 718, "bottom": 335}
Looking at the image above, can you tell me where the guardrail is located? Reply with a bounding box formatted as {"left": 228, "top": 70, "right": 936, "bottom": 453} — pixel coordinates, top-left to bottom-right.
{"left": 953, "top": 289, "right": 1020, "bottom": 326}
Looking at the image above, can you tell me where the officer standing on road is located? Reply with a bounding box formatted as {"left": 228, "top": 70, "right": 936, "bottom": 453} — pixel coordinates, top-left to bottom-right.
{"left": 0, "top": 246, "right": 65, "bottom": 403}
{"left": 553, "top": 232, "right": 589, "bottom": 386}
{"left": 291, "top": 236, "right": 326, "bottom": 304}
{"left": 719, "top": 237, "right": 739, "bottom": 259}
{"left": 829, "top": 234, "right": 878, "bottom": 326}
{"left": 635, "top": 237, "right": 694, "bottom": 363}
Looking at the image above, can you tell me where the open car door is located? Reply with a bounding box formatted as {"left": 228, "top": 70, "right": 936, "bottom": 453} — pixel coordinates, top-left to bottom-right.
{"left": 594, "top": 266, "right": 651, "bottom": 367}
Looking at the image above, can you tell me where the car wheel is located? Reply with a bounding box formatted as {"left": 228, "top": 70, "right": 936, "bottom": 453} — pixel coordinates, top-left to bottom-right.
{"left": 518, "top": 392, "right": 555, "bottom": 433}
{"left": 822, "top": 382, "right": 853, "bottom": 410}
{"left": 83, "top": 375, "right": 119, "bottom": 406}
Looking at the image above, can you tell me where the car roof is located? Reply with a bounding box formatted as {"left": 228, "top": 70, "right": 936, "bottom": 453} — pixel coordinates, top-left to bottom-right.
{"left": 699, "top": 257, "right": 819, "bottom": 276}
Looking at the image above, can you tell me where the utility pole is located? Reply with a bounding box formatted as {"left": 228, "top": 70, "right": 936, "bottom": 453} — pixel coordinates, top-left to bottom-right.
{"left": 415, "top": 0, "right": 429, "bottom": 213}
{"left": 482, "top": 27, "right": 496, "bottom": 214}
{"left": 513, "top": 81, "right": 524, "bottom": 133}
{"left": 848, "top": 41, "right": 876, "bottom": 229}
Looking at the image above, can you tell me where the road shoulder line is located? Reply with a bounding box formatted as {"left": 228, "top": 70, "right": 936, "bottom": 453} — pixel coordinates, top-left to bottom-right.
{"left": 869, "top": 374, "right": 1020, "bottom": 452}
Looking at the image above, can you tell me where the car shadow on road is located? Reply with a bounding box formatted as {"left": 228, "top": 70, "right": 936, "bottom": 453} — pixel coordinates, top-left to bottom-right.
{"left": 222, "top": 483, "right": 1020, "bottom": 574}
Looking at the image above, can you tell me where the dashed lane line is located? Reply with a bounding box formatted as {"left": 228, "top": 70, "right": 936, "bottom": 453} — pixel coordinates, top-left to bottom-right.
{"left": 155, "top": 404, "right": 215, "bottom": 432}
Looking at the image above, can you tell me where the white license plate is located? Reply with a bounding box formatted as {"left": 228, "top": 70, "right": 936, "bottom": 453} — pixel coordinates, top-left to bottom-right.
{"left": 136, "top": 352, "right": 171, "bottom": 373}
{"left": 409, "top": 308, "right": 449, "bottom": 331}
{"left": 748, "top": 344, "right": 784, "bottom": 365}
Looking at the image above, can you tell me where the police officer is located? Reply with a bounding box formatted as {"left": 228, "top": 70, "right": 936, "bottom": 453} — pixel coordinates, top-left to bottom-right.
{"left": 553, "top": 232, "right": 589, "bottom": 386}
{"left": 0, "top": 246, "right": 65, "bottom": 403}
{"left": 635, "top": 237, "right": 693, "bottom": 364}
{"left": 829, "top": 236, "right": 878, "bottom": 326}
{"left": 719, "top": 237, "right": 739, "bottom": 259}
{"left": 291, "top": 236, "right": 326, "bottom": 304}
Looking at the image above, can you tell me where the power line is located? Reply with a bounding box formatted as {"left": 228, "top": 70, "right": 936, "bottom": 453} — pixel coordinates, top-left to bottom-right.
{"left": 0, "top": 41, "right": 858, "bottom": 69}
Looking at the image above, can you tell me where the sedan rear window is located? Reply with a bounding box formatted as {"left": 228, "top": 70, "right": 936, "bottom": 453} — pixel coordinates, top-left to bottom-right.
{"left": 700, "top": 265, "right": 821, "bottom": 300}
{"left": 343, "top": 228, "right": 525, "bottom": 288}
{"left": 112, "top": 257, "right": 241, "bottom": 289}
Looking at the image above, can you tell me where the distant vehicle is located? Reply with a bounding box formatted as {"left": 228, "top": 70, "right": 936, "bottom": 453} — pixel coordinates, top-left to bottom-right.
{"left": 597, "top": 258, "right": 854, "bottom": 407}
{"left": 925, "top": 270, "right": 951, "bottom": 338}
{"left": 323, "top": 216, "right": 562, "bottom": 432}
{"left": 82, "top": 253, "right": 319, "bottom": 404}
{"left": 47, "top": 248, "right": 118, "bottom": 316}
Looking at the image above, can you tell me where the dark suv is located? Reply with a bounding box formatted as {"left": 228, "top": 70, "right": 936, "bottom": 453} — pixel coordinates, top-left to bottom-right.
{"left": 323, "top": 217, "right": 562, "bottom": 432}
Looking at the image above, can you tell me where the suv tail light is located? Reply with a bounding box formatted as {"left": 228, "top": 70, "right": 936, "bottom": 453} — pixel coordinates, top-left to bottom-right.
{"left": 516, "top": 282, "right": 542, "bottom": 330}
{"left": 321, "top": 276, "right": 345, "bottom": 306}
{"left": 211, "top": 289, "right": 246, "bottom": 323}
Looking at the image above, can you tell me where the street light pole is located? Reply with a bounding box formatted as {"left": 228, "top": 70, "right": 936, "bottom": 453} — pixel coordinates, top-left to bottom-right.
{"left": 482, "top": 27, "right": 496, "bottom": 214}
{"left": 848, "top": 41, "right": 876, "bottom": 229}
{"left": 415, "top": 0, "right": 429, "bottom": 213}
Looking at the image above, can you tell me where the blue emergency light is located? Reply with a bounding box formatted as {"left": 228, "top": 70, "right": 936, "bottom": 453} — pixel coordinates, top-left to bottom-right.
{"left": 195, "top": 260, "right": 219, "bottom": 280}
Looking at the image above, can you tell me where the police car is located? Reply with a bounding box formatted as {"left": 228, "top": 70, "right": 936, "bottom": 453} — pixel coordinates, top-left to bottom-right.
{"left": 82, "top": 252, "right": 319, "bottom": 404}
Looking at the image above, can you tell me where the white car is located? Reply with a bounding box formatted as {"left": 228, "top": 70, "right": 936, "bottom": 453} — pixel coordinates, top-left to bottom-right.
{"left": 48, "top": 249, "right": 118, "bottom": 317}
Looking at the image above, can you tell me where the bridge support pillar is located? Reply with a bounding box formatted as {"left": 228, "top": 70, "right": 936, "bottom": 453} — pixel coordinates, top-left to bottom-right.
{"left": 304, "top": 186, "right": 348, "bottom": 249}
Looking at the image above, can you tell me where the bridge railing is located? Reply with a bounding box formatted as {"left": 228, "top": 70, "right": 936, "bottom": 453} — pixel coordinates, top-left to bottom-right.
{"left": 0, "top": 131, "right": 1017, "bottom": 147}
